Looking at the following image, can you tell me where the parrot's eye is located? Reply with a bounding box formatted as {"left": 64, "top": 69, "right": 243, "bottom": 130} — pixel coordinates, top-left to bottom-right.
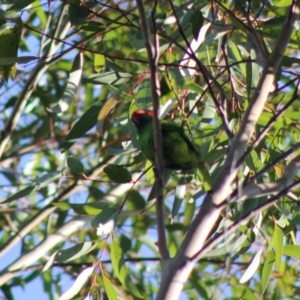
{"left": 131, "top": 114, "right": 139, "bottom": 124}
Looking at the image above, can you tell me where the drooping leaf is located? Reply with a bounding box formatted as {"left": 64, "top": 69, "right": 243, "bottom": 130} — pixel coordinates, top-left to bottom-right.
{"left": 97, "top": 96, "right": 118, "bottom": 135}
{"left": 102, "top": 273, "right": 118, "bottom": 300}
{"left": 111, "top": 239, "right": 143, "bottom": 299}
{"left": 91, "top": 207, "right": 119, "bottom": 235}
{"left": 239, "top": 246, "right": 263, "bottom": 283}
{"left": 68, "top": 0, "right": 97, "bottom": 26}
{"left": 261, "top": 251, "right": 275, "bottom": 295}
{"left": 103, "top": 164, "right": 132, "bottom": 183}
{"left": 53, "top": 202, "right": 119, "bottom": 216}
{"left": 60, "top": 102, "right": 103, "bottom": 152}
{"left": 0, "top": 24, "right": 21, "bottom": 85}
{"left": 58, "top": 266, "right": 95, "bottom": 300}
{"left": 48, "top": 52, "right": 83, "bottom": 113}
{"left": 32, "top": 171, "right": 63, "bottom": 185}
{"left": 56, "top": 242, "right": 98, "bottom": 262}
{"left": 85, "top": 71, "right": 132, "bottom": 85}
{"left": 189, "top": 10, "right": 204, "bottom": 40}
{"left": 172, "top": 181, "right": 186, "bottom": 220}
{"left": 67, "top": 156, "right": 84, "bottom": 176}
{"left": 0, "top": 185, "right": 37, "bottom": 204}
{"left": 273, "top": 223, "right": 283, "bottom": 273}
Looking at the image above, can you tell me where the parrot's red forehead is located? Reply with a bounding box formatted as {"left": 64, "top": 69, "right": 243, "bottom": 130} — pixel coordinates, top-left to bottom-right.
{"left": 132, "top": 109, "right": 153, "bottom": 118}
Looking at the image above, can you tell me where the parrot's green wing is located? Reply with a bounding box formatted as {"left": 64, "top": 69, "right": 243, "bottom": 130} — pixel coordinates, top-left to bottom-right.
{"left": 161, "top": 122, "right": 212, "bottom": 191}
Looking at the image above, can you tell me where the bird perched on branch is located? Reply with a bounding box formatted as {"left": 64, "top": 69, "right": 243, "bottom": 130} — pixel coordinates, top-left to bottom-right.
{"left": 131, "top": 109, "right": 211, "bottom": 190}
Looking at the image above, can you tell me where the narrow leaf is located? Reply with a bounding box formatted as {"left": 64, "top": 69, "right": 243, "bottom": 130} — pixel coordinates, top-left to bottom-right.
{"left": 58, "top": 266, "right": 94, "bottom": 300}
{"left": 239, "top": 247, "right": 263, "bottom": 283}
{"left": 60, "top": 102, "right": 103, "bottom": 152}
{"left": 0, "top": 185, "right": 37, "bottom": 203}
{"left": 273, "top": 224, "right": 283, "bottom": 273}
{"left": 53, "top": 202, "right": 118, "bottom": 216}
{"left": 85, "top": 71, "right": 132, "bottom": 85}
{"left": 43, "top": 251, "right": 58, "bottom": 272}
{"left": 48, "top": 52, "right": 83, "bottom": 113}
{"left": 94, "top": 53, "right": 105, "bottom": 73}
{"left": 111, "top": 239, "right": 143, "bottom": 298}
{"left": 32, "top": 171, "right": 63, "bottom": 185}
{"left": 190, "top": 10, "right": 204, "bottom": 40}
{"left": 261, "top": 251, "right": 275, "bottom": 295}
{"left": 97, "top": 97, "right": 117, "bottom": 135}
{"left": 172, "top": 182, "right": 186, "bottom": 219}
{"left": 0, "top": 24, "right": 21, "bottom": 85}
{"left": 67, "top": 157, "right": 84, "bottom": 176}
{"left": 91, "top": 208, "right": 119, "bottom": 235}
{"left": 283, "top": 244, "right": 300, "bottom": 258}
{"left": 103, "top": 164, "right": 132, "bottom": 183}
{"left": 102, "top": 273, "right": 118, "bottom": 300}
{"left": 56, "top": 242, "right": 98, "bottom": 262}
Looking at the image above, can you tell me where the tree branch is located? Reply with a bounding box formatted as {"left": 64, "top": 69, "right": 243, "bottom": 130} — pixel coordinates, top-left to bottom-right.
{"left": 136, "top": 0, "right": 169, "bottom": 261}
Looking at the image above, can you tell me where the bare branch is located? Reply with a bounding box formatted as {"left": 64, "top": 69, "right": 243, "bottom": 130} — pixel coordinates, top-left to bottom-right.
{"left": 136, "top": 0, "right": 169, "bottom": 261}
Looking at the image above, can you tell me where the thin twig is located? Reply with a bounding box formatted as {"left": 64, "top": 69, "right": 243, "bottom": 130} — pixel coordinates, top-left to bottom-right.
{"left": 136, "top": 0, "right": 169, "bottom": 261}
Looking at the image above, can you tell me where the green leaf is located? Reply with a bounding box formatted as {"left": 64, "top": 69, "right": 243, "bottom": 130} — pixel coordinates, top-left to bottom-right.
{"left": 60, "top": 102, "right": 103, "bottom": 152}
{"left": 67, "top": 157, "right": 84, "bottom": 176}
{"left": 0, "top": 24, "right": 21, "bottom": 85}
{"left": 172, "top": 182, "right": 186, "bottom": 219}
{"left": 184, "top": 79, "right": 204, "bottom": 94}
{"left": 239, "top": 247, "right": 263, "bottom": 283}
{"left": 0, "top": 10, "right": 21, "bottom": 22}
{"left": 32, "top": 171, "right": 63, "bottom": 185}
{"left": 68, "top": 0, "right": 95, "bottom": 26}
{"left": 273, "top": 224, "right": 283, "bottom": 273}
{"left": 103, "top": 164, "right": 132, "bottom": 183}
{"left": 43, "top": 242, "right": 99, "bottom": 271}
{"left": 0, "top": 56, "right": 38, "bottom": 65}
{"left": 52, "top": 202, "right": 118, "bottom": 215}
{"left": 58, "top": 266, "right": 95, "bottom": 300}
{"left": 85, "top": 71, "right": 132, "bottom": 85}
{"left": 196, "top": 167, "right": 212, "bottom": 192}
{"left": 190, "top": 10, "right": 204, "bottom": 40}
{"left": 94, "top": 53, "right": 105, "bottom": 73}
{"left": 102, "top": 273, "right": 118, "bottom": 300}
{"left": 56, "top": 242, "right": 98, "bottom": 262}
{"left": 261, "top": 251, "right": 275, "bottom": 295}
{"left": 7, "top": 0, "right": 36, "bottom": 10}
{"left": 81, "top": 21, "right": 106, "bottom": 32}
{"left": 283, "top": 245, "right": 300, "bottom": 258}
{"left": 96, "top": 96, "right": 118, "bottom": 135}
{"left": 111, "top": 239, "right": 143, "bottom": 299}
{"left": 48, "top": 52, "right": 83, "bottom": 113}
{"left": 91, "top": 207, "right": 119, "bottom": 235}
{"left": 0, "top": 185, "right": 37, "bottom": 203}
{"left": 145, "top": 160, "right": 155, "bottom": 183}
{"left": 183, "top": 198, "right": 195, "bottom": 228}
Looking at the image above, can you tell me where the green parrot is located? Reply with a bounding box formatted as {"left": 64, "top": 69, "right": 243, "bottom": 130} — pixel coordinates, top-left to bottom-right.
{"left": 131, "top": 109, "right": 211, "bottom": 190}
